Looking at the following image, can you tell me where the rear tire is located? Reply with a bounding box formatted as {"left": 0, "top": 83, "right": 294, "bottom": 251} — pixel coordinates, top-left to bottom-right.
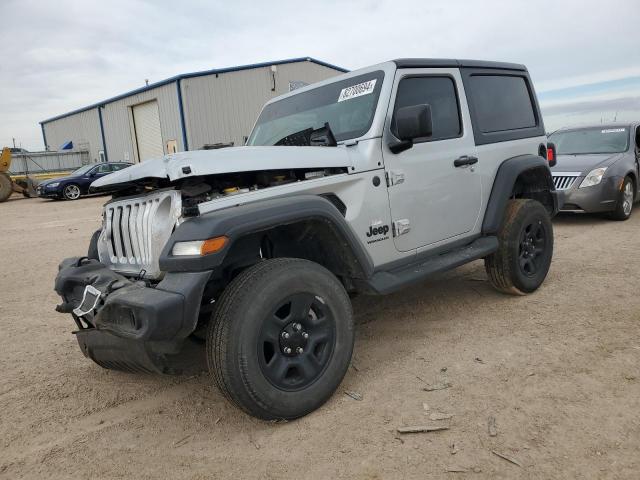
{"left": 207, "top": 258, "right": 354, "bottom": 420}
{"left": 485, "top": 199, "right": 553, "bottom": 295}
{"left": 63, "top": 183, "right": 81, "bottom": 200}
{"left": 608, "top": 176, "right": 634, "bottom": 221}
{"left": 0, "top": 173, "right": 12, "bottom": 202}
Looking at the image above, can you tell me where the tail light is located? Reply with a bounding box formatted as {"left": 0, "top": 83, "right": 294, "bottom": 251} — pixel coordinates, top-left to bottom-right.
{"left": 546, "top": 142, "right": 557, "bottom": 167}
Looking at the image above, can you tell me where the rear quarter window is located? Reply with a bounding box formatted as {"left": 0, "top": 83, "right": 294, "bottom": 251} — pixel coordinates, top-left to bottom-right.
{"left": 468, "top": 75, "right": 536, "bottom": 132}
{"left": 461, "top": 69, "right": 545, "bottom": 145}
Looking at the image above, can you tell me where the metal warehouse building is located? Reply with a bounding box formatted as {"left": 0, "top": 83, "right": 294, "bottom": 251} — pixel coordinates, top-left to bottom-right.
{"left": 40, "top": 57, "right": 346, "bottom": 164}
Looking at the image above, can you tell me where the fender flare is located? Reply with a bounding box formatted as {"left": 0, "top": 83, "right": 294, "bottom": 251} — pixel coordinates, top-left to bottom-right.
{"left": 482, "top": 154, "right": 558, "bottom": 234}
{"left": 159, "top": 194, "right": 374, "bottom": 276}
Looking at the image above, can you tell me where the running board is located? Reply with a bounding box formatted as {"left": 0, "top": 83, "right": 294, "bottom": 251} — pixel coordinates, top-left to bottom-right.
{"left": 367, "top": 236, "right": 499, "bottom": 295}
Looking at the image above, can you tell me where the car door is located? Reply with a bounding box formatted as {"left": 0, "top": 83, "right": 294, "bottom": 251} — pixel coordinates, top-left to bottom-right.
{"left": 382, "top": 68, "right": 482, "bottom": 252}
{"left": 82, "top": 164, "right": 112, "bottom": 190}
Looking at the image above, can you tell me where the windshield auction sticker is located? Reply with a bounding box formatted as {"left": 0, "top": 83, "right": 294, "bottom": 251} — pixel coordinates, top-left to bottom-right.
{"left": 338, "top": 79, "right": 377, "bottom": 102}
{"left": 601, "top": 128, "right": 625, "bottom": 133}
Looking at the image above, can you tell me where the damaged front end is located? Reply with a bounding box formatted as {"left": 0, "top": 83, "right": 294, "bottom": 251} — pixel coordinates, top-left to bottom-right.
{"left": 55, "top": 257, "right": 211, "bottom": 374}
{"left": 54, "top": 147, "right": 353, "bottom": 374}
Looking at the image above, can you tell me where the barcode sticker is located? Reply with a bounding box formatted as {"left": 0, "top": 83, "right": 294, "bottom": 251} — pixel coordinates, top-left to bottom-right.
{"left": 338, "top": 79, "right": 377, "bottom": 102}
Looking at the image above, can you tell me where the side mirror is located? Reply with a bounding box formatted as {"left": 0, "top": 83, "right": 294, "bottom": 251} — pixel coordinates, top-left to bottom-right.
{"left": 389, "top": 104, "right": 433, "bottom": 154}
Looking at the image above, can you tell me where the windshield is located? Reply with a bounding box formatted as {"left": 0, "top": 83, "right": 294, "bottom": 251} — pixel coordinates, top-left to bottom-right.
{"left": 549, "top": 127, "right": 629, "bottom": 155}
{"left": 71, "top": 164, "right": 95, "bottom": 175}
{"left": 248, "top": 70, "right": 385, "bottom": 146}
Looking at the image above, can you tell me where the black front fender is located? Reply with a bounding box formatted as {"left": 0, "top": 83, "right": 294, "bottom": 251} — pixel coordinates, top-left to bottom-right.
{"left": 159, "top": 195, "right": 374, "bottom": 276}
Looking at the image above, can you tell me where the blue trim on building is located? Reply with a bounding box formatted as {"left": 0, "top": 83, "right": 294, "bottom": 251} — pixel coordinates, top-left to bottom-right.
{"left": 40, "top": 57, "right": 348, "bottom": 125}
{"left": 97, "top": 106, "right": 108, "bottom": 162}
{"left": 176, "top": 80, "right": 189, "bottom": 151}
{"left": 40, "top": 123, "right": 48, "bottom": 150}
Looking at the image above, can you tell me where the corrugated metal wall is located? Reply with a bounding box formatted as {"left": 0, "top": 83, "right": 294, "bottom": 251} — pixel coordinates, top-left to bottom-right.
{"left": 41, "top": 60, "right": 343, "bottom": 165}
{"left": 42, "top": 108, "right": 103, "bottom": 162}
{"left": 102, "top": 82, "right": 182, "bottom": 163}
{"left": 9, "top": 151, "right": 90, "bottom": 174}
{"left": 182, "top": 61, "right": 341, "bottom": 149}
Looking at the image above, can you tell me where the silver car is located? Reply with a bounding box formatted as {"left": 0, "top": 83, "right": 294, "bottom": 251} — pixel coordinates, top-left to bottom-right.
{"left": 549, "top": 124, "right": 639, "bottom": 220}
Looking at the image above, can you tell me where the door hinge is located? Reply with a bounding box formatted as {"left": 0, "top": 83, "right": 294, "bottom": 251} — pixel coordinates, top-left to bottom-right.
{"left": 393, "top": 219, "right": 411, "bottom": 237}
{"left": 386, "top": 170, "right": 405, "bottom": 187}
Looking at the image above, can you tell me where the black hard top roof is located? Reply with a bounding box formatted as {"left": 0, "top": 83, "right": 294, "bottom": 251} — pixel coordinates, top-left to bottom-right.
{"left": 393, "top": 58, "right": 527, "bottom": 71}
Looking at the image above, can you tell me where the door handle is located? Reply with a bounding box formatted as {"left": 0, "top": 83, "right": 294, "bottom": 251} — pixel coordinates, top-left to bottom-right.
{"left": 454, "top": 155, "right": 478, "bottom": 167}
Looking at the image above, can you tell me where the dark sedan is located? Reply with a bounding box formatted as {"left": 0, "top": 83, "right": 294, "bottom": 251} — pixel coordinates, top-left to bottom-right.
{"left": 550, "top": 124, "right": 639, "bottom": 220}
{"left": 37, "top": 162, "right": 132, "bottom": 200}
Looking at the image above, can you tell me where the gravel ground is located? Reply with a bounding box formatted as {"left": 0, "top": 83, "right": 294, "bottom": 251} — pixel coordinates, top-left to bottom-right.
{"left": 1, "top": 194, "right": 639, "bottom": 479}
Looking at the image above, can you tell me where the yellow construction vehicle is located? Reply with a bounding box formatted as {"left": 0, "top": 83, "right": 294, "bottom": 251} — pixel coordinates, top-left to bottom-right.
{"left": 0, "top": 147, "right": 38, "bottom": 202}
{"left": 1, "top": 147, "right": 78, "bottom": 202}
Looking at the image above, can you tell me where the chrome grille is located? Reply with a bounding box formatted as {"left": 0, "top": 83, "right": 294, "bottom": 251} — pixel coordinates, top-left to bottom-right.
{"left": 552, "top": 173, "right": 581, "bottom": 190}
{"left": 98, "top": 190, "right": 182, "bottom": 279}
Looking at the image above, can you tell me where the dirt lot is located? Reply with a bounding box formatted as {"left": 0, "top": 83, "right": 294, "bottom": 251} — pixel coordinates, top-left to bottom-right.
{"left": 1, "top": 193, "right": 639, "bottom": 479}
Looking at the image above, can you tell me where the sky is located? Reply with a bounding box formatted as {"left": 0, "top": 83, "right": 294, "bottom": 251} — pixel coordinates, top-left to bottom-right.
{"left": 1, "top": 0, "right": 639, "bottom": 150}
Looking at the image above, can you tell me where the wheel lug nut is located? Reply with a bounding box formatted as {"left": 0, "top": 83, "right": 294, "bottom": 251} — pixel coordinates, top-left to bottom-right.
{"left": 302, "top": 332, "right": 309, "bottom": 339}
{"left": 284, "top": 347, "right": 292, "bottom": 354}
{"left": 296, "top": 347, "right": 303, "bottom": 354}
{"left": 282, "top": 332, "right": 290, "bottom": 339}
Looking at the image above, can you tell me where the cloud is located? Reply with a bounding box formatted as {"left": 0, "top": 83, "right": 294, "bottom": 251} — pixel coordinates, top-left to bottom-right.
{"left": 543, "top": 95, "right": 640, "bottom": 116}
{"left": 1, "top": 0, "right": 639, "bottom": 150}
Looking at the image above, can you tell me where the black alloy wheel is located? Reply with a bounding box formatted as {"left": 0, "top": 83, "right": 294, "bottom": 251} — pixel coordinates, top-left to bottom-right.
{"left": 258, "top": 292, "right": 336, "bottom": 391}
{"left": 207, "top": 258, "right": 354, "bottom": 420}
{"left": 518, "top": 220, "right": 547, "bottom": 277}
{"left": 485, "top": 199, "right": 554, "bottom": 295}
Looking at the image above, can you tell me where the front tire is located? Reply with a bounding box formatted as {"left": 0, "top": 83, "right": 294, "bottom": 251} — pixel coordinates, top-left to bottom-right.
{"left": 608, "top": 176, "right": 634, "bottom": 221}
{"left": 485, "top": 199, "right": 554, "bottom": 295}
{"left": 207, "top": 258, "right": 354, "bottom": 420}
{"left": 62, "top": 183, "right": 81, "bottom": 200}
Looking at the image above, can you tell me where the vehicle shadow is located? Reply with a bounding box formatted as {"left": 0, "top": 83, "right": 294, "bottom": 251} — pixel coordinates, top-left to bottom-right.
{"left": 552, "top": 212, "right": 608, "bottom": 226}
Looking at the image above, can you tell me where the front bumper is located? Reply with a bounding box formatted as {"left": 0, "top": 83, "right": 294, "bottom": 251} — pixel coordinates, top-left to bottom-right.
{"left": 558, "top": 176, "right": 621, "bottom": 213}
{"left": 54, "top": 257, "right": 211, "bottom": 373}
{"left": 37, "top": 186, "right": 61, "bottom": 198}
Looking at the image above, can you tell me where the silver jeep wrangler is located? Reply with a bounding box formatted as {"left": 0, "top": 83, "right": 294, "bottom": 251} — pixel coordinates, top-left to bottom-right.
{"left": 55, "top": 58, "right": 560, "bottom": 420}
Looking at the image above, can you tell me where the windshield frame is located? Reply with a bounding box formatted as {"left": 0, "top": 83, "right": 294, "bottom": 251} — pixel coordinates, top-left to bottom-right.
{"left": 247, "top": 70, "right": 386, "bottom": 146}
{"left": 549, "top": 126, "right": 630, "bottom": 155}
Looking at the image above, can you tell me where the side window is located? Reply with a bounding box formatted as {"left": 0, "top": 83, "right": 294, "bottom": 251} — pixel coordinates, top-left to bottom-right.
{"left": 392, "top": 76, "right": 461, "bottom": 142}
{"left": 97, "top": 164, "right": 112, "bottom": 174}
{"left": 111, "top": 164, "right": 125, "bottom": 171}
{"left": 467, "top": 75, "right": 536, "bottom": 133}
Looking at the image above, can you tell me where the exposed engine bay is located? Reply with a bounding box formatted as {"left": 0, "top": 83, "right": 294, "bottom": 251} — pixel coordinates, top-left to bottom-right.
{"left": 110, "top": 167, "right": 347, "bottom": 217}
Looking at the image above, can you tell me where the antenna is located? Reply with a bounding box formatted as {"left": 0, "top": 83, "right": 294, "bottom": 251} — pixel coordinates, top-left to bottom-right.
{"left": 145, "top": 79, "right": 149, "bottom": 86}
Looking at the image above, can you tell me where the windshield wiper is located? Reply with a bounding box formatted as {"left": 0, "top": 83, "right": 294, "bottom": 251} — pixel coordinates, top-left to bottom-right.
{"left": 275, "top": 122, "right": 337, "bottom": 147}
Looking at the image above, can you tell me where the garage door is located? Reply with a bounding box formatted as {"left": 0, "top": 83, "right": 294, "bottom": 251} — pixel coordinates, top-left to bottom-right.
{"left": 132, "top": 101, "right": 164, "bottom": 162}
